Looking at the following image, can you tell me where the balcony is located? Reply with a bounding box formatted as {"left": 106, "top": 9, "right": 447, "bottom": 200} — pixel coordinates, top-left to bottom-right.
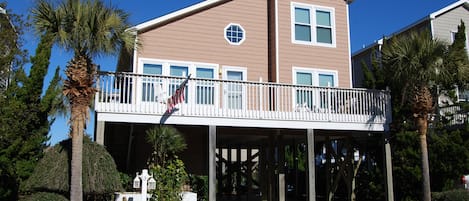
{"left": 439, "top": 104, "right": 469, "bottom": 126}
{"left": 95, "top": 72, "right": 391, "bottom": 129}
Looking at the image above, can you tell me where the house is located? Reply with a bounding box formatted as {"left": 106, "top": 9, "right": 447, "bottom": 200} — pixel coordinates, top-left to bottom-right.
{"left": 351, "top": 0, "right": 469, "bottom": 126}
{"left": 0, "top": 6, "right": 17, "bottom": 94}
{"left": 94, "top": 0, "right": 393, "bottom": 200}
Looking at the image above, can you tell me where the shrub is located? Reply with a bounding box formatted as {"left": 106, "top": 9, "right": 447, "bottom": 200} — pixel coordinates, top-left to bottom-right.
{"left": 149, "top": 158, "right": 188, "bottom": 201}
{"left": 19, "top": 192, "right": 68, "bottom": 201}
{"left": 188, "top": 174, "right": 208, "bottom": 201}
{"left": 432, "top": 190, "right": 469, "bottom": 201}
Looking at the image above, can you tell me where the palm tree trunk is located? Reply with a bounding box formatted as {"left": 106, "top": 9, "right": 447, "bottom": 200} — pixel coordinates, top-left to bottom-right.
{"left": 70, "top": 108, "right": 84, "bottom": 201}
{"left": 65, "top": 55, "right": 96, "bottom": 201}
{"left": 416, "top": 115, "right": 431, "bottom": 201}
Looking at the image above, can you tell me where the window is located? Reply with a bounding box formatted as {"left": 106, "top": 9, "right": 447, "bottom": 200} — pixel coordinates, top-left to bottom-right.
{"left": 142, "top": 64, "right": 162, "bottom": 102}
{"left": 291, "top": 3, "right": 335, "bottom": 46}
{"left": 293, "top": 68, "right": 338, "bottom": 110}
{"left": 196, "top": 68, "right": 215, "bottom": 105}
{"left": 294, "top": 8, "right": 311, "bottom": 42}
{"left": 316, "top": 11, "right": 332, "bottom": 44}
{"left": 139, "top": 59, "right": 219, "bottom": 105}
{"left": 225, "top": 23, "right": 245, "bottom": 45}
{"left": 296, "top": 72, "right": 314, "bottom": 109}
{"left": 223, "top": 67, "right": 247, "bottom": 110}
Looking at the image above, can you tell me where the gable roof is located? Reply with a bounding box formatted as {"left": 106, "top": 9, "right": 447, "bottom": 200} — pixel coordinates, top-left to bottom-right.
{"left": 134, "top": 0, "right": 229, "bottom": 33}
{"left": 429, "top": 0, "right": 469, "bottom": 19}
{"left": 352, "top": 0, "right": 469, "bottom": 57}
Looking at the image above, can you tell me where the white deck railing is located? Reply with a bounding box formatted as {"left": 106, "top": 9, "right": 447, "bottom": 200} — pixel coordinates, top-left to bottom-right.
{"left": 439, "top": 104, "right": 468, "bottom": 126}
{"left": 95, "top": 72, "right": 392, "bottom": 124}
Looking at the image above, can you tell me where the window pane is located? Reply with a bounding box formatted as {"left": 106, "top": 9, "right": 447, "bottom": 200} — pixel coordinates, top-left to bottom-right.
{"left": 319, "top": 74, "right": 334, "bottom": 87}
{"left": 295, "top": 8, "right": 310, "bottom": 24}
{"left": 170, "top": 66, "right": 189, "bottom": 77}
{"left": 196, "top": 68, "right": 214, "bottom": 78}
{"left": 296, "top": 72, "right": 312, "bottom": 85}
{"left": 316, "top": 10, "right": 331, "bottom": 26}
{"left": 226, "top": 24, "right": 244, "bottom": 44}
{"left": 295, "top": 25, "right": 311, "bottom": 42}
{"left": 227, "top": 71, "right": 243, "bottom": 81}
{"left": 143, "top": 64, "right": 162, "bottom": 75}
{"left": 317, "top": 27, "right": 332, "bottom": 44}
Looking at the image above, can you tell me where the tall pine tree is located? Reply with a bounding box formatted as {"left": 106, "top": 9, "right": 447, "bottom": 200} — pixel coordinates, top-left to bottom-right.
{"left": 0, "top": 30, "right": 62, "bottom": 201}
{"left": 445, "top": 20, "right": 469, "bottom": 89}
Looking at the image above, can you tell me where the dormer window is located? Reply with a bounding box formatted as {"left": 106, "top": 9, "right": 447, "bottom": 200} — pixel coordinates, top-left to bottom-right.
{"left": 225, "top": 23, "right": 245, "bottom": 45}
{"left": 291, "top": 2, "right": 336, "bottom": 47}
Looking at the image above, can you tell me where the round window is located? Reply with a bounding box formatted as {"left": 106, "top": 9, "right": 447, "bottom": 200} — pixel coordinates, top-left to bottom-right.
{"left": 225, "top": 23, "right": 245, "bottom": 45}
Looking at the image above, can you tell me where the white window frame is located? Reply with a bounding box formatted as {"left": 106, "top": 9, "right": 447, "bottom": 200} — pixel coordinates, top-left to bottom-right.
{"left": 137, "top": 58, "right": 219, "bottom": 106}
{"left": 222, "top": 66, "right": 247, "bottom": 110}
{"left": 292, "top": 67, "right": 338, "bottom": 87}
{"left": 224, "top": 23, "right": 246, "bottom": 45}
{"left": 292, "top": 67, "right": 338, "bottom": 110}
{"left": 291, "top": 2, "right": 336, "bottom": 47}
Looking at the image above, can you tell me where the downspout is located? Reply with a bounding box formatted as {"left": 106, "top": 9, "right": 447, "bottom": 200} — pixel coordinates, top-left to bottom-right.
{"left": 275, "top": 0, "right": 279, "bottom": 83}
{"left": 346, "top": 3, "right": 352, "bottom": 88}
{"left": 133, "top": 35, "right": 139, "bottom": 73}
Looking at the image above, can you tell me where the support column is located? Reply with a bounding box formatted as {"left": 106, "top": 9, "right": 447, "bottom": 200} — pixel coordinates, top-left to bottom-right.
{"left": 307, "top": 129, "right": 316, "bottom": 201}
{"left": 384, "top": 133, "right": 395, "bottom": 201}
{"left": 95, "top": 121, "right": 105, "bottom": 145}
{"left": 209, "top": 125, "right": 217, "bottom": 201}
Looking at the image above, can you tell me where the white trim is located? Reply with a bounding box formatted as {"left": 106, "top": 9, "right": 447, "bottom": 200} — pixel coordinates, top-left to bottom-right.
{"left": 132, "top": 36, "right": 138, "bottom": 74}
{"left": 97, "top": 112, "right": 387, "bottom": 131}
{"left": 134, "top": 0, "right": 225, "bottom": 31}
{"left": 275, "top": 0, "right": 279, "bottom": 83}
{"left": 430, "top": 18, "right": 435, "bottom": 40}
{"left": 291, "top": 2, "right": 336, "bottom": 48}
{"left": 224, "top": 23, "right": 246, "bottom": 45}
{"left": 138, "top": 58, "right": 220, "bottom": 78}
{"left": 222, "top": 66, "right": 247, "bottom": 80}
{"left": 346, "top": 4, "right": 353, "bottom": 88}
{"left": 429, "top": 0, "right": 469, "bottom": 19}
{"left": 292, "top": 67, "right": 339, "bottom": 87}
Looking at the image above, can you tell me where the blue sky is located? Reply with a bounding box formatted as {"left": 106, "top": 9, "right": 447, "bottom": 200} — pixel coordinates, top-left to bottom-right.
{"left": 4, "top": 0, "right": 458, "bottom": 144}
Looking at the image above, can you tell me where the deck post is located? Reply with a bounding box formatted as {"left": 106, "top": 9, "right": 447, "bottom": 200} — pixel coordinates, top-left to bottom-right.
{"left": 307, "top": 129, "right": 316, "bottom": 201}
{"left": 95, "top": 121, "right": 105, "bottom": 145}
{"left": 209, "top": 125, "right": 217, "bottom": 201}
{"left": 384, "top": 132, "right": 394, "bottom": 201}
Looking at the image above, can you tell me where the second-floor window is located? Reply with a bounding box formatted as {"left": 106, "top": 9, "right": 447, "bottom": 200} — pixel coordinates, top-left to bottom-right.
{"left": 291, "top": 2, "right": 335, "bottom": 47}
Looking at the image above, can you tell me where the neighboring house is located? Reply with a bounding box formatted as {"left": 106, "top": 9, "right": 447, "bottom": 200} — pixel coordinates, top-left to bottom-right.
{"left": 0, "top": 6, "right": 16, "bottom": 94}
{"left": 352, "top": 0, "right": 469, "bottom": 89}
{"left": 94, "top": 0, "right": 392, "bottom": 201}
{"left": 352, "top": 0, "right": 469, "bottom": 126}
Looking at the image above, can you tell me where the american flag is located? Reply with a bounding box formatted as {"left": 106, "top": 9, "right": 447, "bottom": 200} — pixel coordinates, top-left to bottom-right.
{"left": 166, "top": 74, "right": 191, "bottom": 112}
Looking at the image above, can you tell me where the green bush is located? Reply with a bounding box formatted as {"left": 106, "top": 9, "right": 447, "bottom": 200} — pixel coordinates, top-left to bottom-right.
{"left": 432, "top": 190, "right": 469, "bottom": 201}
{"left": 149, "top": 158, "right": 188, "bottom": 201}
{"left": 20, "top": 192, "right": 68, "bottom": 201}
{"left": 188, "top": 174, "right": 208, "bottom": 201}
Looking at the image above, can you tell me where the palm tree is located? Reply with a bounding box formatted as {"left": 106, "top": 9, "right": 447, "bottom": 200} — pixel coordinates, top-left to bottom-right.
{"left": 32, "top": 0, "right": 134, "bottom": 200}
{"left": 382, "top": 31, "right": 447, "bottom": 201}
{"left": 145, "top": 125, "right": 187, "bottom": 167}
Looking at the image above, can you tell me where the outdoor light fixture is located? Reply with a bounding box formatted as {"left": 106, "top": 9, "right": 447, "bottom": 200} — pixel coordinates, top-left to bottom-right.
{"left": 133, "top": 173, "right": 141, "bottom": 189}
{"left": 133, "top": 169, "right": 156, "bottom": 201}
{"left": 148, "top": 177, "right": 156, "bottom": 190}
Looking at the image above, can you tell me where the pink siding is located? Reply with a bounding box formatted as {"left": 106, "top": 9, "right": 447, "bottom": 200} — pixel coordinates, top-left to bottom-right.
{"left": 137, "top": 0, "right": 268, "bottom": 82}
{"left": 277, "top": 0, "right": 351, "bottom": 87}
